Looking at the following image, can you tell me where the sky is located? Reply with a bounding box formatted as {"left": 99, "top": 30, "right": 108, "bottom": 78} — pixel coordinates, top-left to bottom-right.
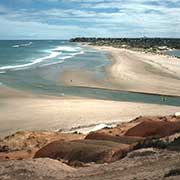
{"left": 0, "top": 0, "right": 179, "bottom": 39}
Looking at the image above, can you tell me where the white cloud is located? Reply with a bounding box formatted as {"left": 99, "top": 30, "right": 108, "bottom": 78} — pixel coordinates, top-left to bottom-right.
{"left": 0, "top": 0, "right": 179, "bottom": 38}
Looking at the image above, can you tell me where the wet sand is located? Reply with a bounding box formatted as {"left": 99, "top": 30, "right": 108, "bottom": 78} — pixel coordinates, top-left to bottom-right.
{"left": 59, "top": 46, "right": 180, "bottom": 96}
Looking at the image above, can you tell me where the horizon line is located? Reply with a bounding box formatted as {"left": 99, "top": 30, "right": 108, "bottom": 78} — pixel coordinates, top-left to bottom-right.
{"left": 0, "top": 37, "right": 180, "bottom": 40}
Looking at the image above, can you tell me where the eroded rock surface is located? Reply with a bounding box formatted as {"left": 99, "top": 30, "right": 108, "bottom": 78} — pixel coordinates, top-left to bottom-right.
{"left": 1, "top": 115, "right": 180, "bottom": 179}
{"left": 0, "top": 158, "right": 74, "bottom": 180}
{"left": 34, "top": 139, "right": 130, "bottom": 164}
{"left": 1, "top": 150, "right": 180, "bottom": 180}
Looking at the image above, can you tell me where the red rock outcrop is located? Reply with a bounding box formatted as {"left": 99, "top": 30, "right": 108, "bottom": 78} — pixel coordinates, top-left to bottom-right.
{"left": 34, "top": 139, "right": 130, "bottom": 164}
{"left": 125, "top": 120, "right": 180, "bottom": 138}
{"left": 85, "top": 132, "right": 144, "bottom": 144}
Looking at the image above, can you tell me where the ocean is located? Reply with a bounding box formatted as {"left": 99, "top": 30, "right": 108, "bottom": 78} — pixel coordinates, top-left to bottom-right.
{"left": 0, "top": 40, "right": 109, "bottom": 94}
{"left": 0, "top": 40, "right": 180, "bottom": 106}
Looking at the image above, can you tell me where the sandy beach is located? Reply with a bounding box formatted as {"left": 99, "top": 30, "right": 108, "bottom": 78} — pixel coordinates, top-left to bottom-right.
{"left": 59, "top": 45, "right": 180, "bottom": 96}
{"left": 1, "top": 47, "right": 180, "bottom": 137}
{"left": 105, "top": 47, "right": 180, "bottom": 96}
{"left": 0, "top": 85, "right": 180, "bottom": 138}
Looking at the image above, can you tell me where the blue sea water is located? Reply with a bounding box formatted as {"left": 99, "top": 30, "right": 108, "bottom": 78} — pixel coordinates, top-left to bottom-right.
{"left": 0, "top": 40, "right": 109, "bottom": 92}
{"left": 0, "top": 40, "right": 180, "bottom": 106}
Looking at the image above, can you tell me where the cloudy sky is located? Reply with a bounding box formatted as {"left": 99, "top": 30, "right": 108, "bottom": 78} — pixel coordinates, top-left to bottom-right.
{"left": 0, "top": 0, "right": 179, "bottom": 39}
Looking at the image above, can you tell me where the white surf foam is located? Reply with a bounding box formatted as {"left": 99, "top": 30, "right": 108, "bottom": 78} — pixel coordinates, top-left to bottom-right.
{"left": 12, "top": 42, "right": 32, "bottom": 48}
{"left": 58, "top": 52, "right": 83, "bottom": 60}
{"left": 0, "top": 45, "right": 84, "bottom": 71}
{"left": 0, "top": 51, "right": 60, "bottom": 71}
{"left": 60, "top": 55, "right": 74, "bottom": 60}
{"left": 12, "top": 45, "right": 20, "bottom": 48}
{"left": 41, "top": 60, "right": 65, "bottom": 67}
{"left": 57, "top": 50, "right": 84, "bottom": 60}
{"left": 71, "top": 50, "right": 84, "bottom": 56}
{"left": 63, "top": 123, "right": 117, "bottom": 134}
{"left": 53, "top": 46, "right": 81, "bottom": 52}
{"left": 40, "top": 49, "right": 84, "bottom": 67}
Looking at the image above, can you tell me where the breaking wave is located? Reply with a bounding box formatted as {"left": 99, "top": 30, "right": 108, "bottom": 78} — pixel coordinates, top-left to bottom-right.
{"left": 0, "top": 45, "right": 84, "bottom": 71}
{"left": 12, "top": 42, "right": 33, "bottom": 48}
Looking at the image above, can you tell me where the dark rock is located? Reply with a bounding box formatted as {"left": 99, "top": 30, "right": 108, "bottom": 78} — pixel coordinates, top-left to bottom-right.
{"left": 167, "top": 137, "right": 180, "bottom": 151}
{"left": 0, "top": 145, "right": 9, "bottom": 152}
{"left": 164, "top": 168, "right": 180, "bottom": 177}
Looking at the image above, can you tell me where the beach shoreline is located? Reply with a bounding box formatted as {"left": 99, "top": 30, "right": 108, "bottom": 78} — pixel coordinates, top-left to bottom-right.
{"left": 58, "top": 44, "right": 180, "bottom": 96}
{"left": 1, "top": 85, "right": 180, "bottom": 138}
{"left": 1, "top": 45, "right": 180, "bottom": 137}
{"left": 82, "top": 45, "right": 180, "bottom": 96}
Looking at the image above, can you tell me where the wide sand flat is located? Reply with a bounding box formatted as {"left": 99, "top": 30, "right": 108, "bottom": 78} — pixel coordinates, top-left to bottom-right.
{"left": 98, "top": 46, "right": 180, "bottom": 96}
{"left": 0, "top": 87, "right": 180, "bottom": 137}
{"left": 61, "top": 45, "right": 180, "bottom": 96}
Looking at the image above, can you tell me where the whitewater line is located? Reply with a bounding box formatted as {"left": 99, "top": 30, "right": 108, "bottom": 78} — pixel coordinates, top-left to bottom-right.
{"left": 0, "top": 51, "right": 60, "bottom": 71}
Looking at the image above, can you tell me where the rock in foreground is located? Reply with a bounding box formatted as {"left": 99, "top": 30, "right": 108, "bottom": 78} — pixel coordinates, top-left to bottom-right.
{"left": 34, "top": 139, "right": 130, "bottom": 164}
{"left": 0, "top": 158, "right": 74, "bottom": 180}
{"left": 1, "top": 150, "right": 180, "bottom": 180}
{"left": 1, "top": 115, "right": 180, "bottom": 179}
{"left": 0, "top": 131, "right": 84, "bottom": 161}
{"left": 125, "top": 119, "right": 180, "bottom": 138}
{"left": 34, "top": 115, "right": 180, "bottom": 165}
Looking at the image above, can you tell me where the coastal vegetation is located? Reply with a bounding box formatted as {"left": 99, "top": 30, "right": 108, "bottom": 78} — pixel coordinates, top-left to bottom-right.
{"left": 70, "top": 37, "right": 180, "bottom": 53}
